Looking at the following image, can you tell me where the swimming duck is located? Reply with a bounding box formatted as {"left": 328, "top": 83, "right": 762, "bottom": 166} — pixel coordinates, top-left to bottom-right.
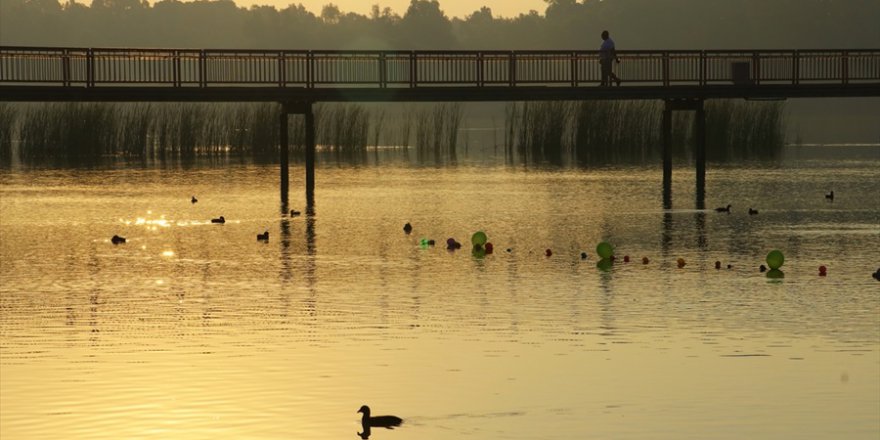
{"left": 872, "top": 268, "right": 880, "bottom": 281}
{"left": 111, "top": 235, "right": 126, "bottom": 244}
{"left": 191, "top": 196, "right": 198, "bottom": 204}
{"left": 748, "top": 208, "right": 758, "bottom": 215}
{"left": 403, "top": 223, "right": 413, "bottom": 234}
{"left": 825, "top": 191, "right": 834, "bottom": 201}
{"left": 714, "top": 204, "right": 732, "bottom": 213}
{"left": 257, "top": 231, "right": 269, "bottom": 241}
{"left": 211, "top": 216, "right": 225, "bottom": 224}
{"left": 358, "top": 405, "right": 402, "bottom": 429}
{"left": 290, "top": 210, "right": 301, "bottom": 216}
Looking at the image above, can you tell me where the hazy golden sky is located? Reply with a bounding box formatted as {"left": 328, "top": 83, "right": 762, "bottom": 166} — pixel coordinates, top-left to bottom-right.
{"left": 231, "top": 0, "right": 548, "bottom": 18}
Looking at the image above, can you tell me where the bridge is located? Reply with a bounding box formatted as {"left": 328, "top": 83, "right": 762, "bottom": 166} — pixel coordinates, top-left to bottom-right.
{"left": 2, "top": 46, "right": 879, "bottom": 207}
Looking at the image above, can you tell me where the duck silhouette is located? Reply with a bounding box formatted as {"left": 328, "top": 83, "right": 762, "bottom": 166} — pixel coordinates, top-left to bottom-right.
{"left": 111, "top": 235, "right": 126, "bottom": 244}
{"left": 257, "top": 231, "right": 269, "bottom": 241}
{"left": 403, "top": 223, "right": 413, "bottom": 234}
{"left": 748, "top": 208, "right": 759, "bottom": 215}
{"left": 191, "top": 196, "right": 198, "bottom": 204}
{"left": 825, "top": 191, "right": 834, "bottom": 201}
{"left": 211, "top": 216, "right": 225, "bottom": 224}
{"left": 358, "top": 405, "right": 402, "bottom": 430}
{"left": 714, "top": 204, "right": 732, "bottom": 213}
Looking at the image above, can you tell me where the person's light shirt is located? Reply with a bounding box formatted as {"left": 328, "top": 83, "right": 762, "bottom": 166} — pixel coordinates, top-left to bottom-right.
{"left": 600, "top": 38, "right": 616, "bottom": 61}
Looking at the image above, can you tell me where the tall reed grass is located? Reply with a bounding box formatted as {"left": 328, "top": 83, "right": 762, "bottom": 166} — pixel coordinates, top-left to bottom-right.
{"left": 504, "top": 99, "right": 786, "bottom": 165}
{"left": 0, "top": 103, "right": 17, "bottom": 162}
{"left": 2, "top": 99, "right": 782, "bottom": 166}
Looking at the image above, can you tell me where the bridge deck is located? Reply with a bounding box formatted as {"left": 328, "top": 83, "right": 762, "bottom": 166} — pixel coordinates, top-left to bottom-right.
{"left": 2, "top": 46, "right": 878, "bottom": 102}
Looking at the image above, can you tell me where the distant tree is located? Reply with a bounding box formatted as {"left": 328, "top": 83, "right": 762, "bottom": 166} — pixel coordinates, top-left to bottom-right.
{"left": 400, "top": 0, "right": 455, "bottom": 49}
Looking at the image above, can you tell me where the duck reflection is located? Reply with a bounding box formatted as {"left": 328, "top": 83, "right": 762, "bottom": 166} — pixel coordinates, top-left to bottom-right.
{"left": 357, "top": 405, "right": 402, "bottom": 438}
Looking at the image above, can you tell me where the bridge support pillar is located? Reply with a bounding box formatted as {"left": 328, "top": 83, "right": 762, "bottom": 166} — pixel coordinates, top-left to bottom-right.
{"left": 662, "top": 98, "right": 706, "bottom": 209}
{"left": 694, "top": 102, "right": 706, "bottom": 210}
{"left": 280, "top": 105, "right": 289, "bottom": 202}
{"left": 662, "top": 107, "right": 673, "bottom": 209}
{"left": 280, "top": 101, "right": 316, "bottom": 209}
{"left": 304, "top": 103, "right": 315, "bottom": 208}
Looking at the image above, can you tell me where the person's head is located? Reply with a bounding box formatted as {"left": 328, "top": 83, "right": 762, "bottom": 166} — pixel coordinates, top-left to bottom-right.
{"left": 601, "top": 30, "right": 609, "bottom": 40}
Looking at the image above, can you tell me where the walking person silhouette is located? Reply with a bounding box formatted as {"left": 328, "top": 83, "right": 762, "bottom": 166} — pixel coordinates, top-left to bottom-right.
{"left": 599, "top": 30, "right": 621, "bottom": 87}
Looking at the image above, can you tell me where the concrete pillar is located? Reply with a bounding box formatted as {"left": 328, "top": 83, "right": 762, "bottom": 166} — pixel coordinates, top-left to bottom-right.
{"left": 695, "top": 101, "right": 706, "bottom": 210}
{"left": 304, "top": 103, "right": 316, "bottom": 205}
{"left": 279, "top": 105, "right": 289, "bottom": 202}
{"left": 662, "top": 105, "right": 673, "bottom": 209}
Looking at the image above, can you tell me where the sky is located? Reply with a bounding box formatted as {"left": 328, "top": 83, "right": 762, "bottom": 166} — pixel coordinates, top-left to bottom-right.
{"left": 231, "top": 0, "right": 549, "bottom": 18}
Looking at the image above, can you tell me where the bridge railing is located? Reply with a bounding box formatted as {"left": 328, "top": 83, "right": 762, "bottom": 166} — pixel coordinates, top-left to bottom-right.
{"left": 1, "top": 46, "right": 878, "bottom": 88}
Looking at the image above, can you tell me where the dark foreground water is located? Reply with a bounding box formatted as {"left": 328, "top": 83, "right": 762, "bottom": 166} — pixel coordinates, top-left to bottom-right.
{"left": 1, "top": 152, "right": 879, "bottom": 439}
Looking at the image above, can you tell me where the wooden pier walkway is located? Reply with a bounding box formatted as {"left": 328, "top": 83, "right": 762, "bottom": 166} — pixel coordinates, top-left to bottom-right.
{"left": 2, "top": 46, "right": 878, "bottom": 207}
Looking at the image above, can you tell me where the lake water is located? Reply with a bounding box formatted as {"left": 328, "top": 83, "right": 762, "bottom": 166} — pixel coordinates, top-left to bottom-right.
{"left": 1, "top": 151, "right": 879, "bottom": 439}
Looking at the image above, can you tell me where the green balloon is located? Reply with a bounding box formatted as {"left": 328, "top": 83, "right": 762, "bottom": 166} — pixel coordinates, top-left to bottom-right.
{"left": 472, "top": 245, "right": 486, "bottom": 258}
{"left": 596, "top": 258, "right": 613, "bottom": 272}
{"left": 766, "top": 250, "right": 785, "bottom": 270}
{"left": 472, "top": 231, "right": 488, "bottom": 246}
{"left": 596, "top": 242, "right": 614, "bottom": 260}
{"left": 766, "top": 268, "right": 785, "bottom": 279}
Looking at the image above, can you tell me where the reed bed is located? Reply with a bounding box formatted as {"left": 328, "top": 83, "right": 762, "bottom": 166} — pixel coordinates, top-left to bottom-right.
{"left": 2, "top": 100, "right": 782, "bottom": 166}
{"left": 504, "top": 99, "right": 786, "bottom": 165}
{"left": 0, "top": 103, "right": 17, "bottom": 162}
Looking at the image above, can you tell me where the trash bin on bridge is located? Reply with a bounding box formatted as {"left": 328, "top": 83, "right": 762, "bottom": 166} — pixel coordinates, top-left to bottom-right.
{"left": 731, "top": 62, "right": 752, "bottom": 85}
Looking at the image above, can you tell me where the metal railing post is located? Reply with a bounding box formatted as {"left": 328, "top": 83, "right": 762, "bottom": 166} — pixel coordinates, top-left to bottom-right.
{"left": 86, "top": 48, "right": 94, "bottom": 87}
{"left": 571, "top": 51, "right": 577, "bottom": 87}
{"left": 842, "top": 50, "right": 849, "bottom": 85}
{"left": 379, "top": 52, "right": 387, "bottom": 88}
{"left": 699, "top": 51, "right": 706, "bottom": 86}
{"left": 662, "top": 51, "right": 669, "bottom": 86}
{"left": 477, "top": 52, "right": 484, "bottom": 87}
{"left": 173, "top": 50, "right": 181, "bottom": 87}
{"left": 62, "top": 48, "right": 70, "bottom": 87}
{"left": 199, "top": 50, "right": 207, "bottom": 87}
{"left": 792, "top": 50, "right": 799, "bottom": 85}
{"left": 509, "top": 51, "right": 516, "bottom": 87}
{"left": 411, "top": 51, "right": 418, "bottom": 88}
{"left": 306, "top": 51, "right": 314, "bottom": 88}
{"left": 278, "top": 51, "right": 285, "bottom": 88}
{"left": 752, "top": 51, "right": 760, "bottom": 85}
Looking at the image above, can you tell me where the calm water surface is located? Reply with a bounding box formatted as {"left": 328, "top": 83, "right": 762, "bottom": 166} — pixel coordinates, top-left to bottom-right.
{"left": 1, "top": 156, "right": 879, "bottom": 439}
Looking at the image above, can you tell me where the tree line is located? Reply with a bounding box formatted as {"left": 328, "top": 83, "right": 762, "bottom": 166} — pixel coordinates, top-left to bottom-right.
{"left": 2, "top": 0, "right": 878, "bottom": 50}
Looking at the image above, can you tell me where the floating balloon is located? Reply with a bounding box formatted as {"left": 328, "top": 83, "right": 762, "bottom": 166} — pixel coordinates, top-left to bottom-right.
{"left": 766, "top": 268, "right": 785, "bottom": 279}
{"left": 471, "top": 231, "right": 488, "bottom": 246}
{"left": 766, "top": 250, "right": 785, "bottom": 270}
{"left": 472, "top": 246, "right": 486, "bottom": 258}
{"left": 596, "top": 242, "right": 614, "bottom": 260}
{"left": 485, "top": 243, "right": 494, "bottom": 254}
